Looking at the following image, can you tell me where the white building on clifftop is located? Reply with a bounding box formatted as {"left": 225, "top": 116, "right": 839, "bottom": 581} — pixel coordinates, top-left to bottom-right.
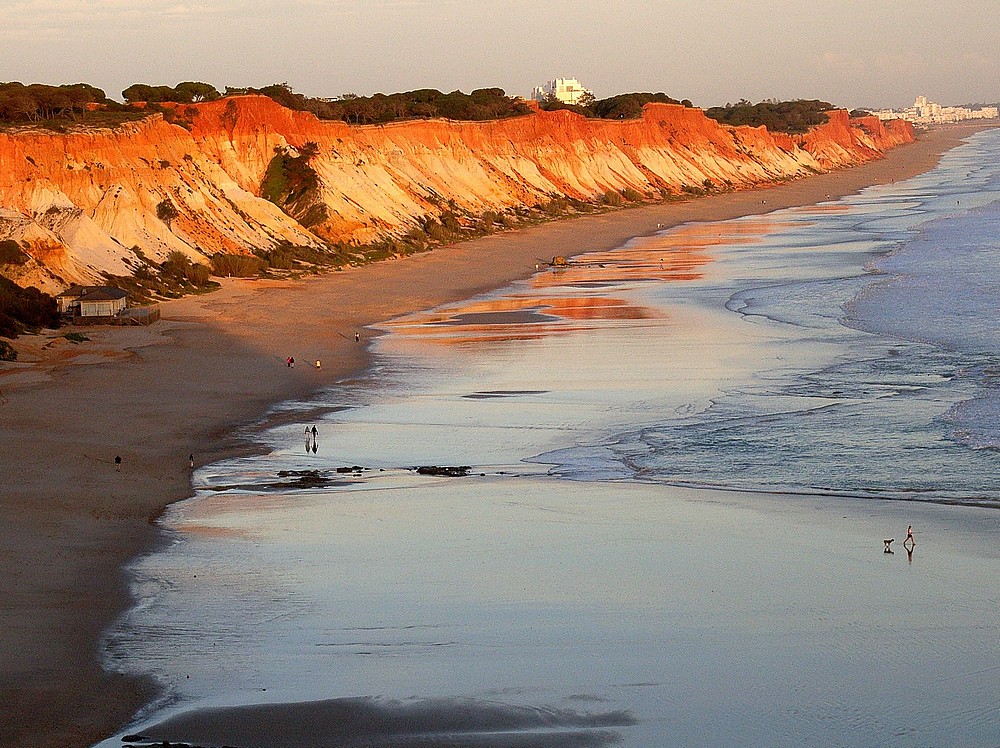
{"left": 531, "top": 78, "right": 593, "bottom": 106}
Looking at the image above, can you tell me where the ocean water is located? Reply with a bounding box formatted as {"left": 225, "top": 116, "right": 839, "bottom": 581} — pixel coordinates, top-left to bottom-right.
{"left": 600, "top": 131, "right": 1000, "bottom": 504}
{"left": 99, "top": 129, "right": 1000, "bottom": 747}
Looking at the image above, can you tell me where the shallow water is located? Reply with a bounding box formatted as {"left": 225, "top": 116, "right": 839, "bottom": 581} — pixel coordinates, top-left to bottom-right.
{"left": 99, "top": 129, "right": 1000, "bottom": 747}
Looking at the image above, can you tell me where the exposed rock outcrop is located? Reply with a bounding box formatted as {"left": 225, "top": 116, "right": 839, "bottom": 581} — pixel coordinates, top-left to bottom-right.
{"left": 0, "top": 96, "right": 913, "bottom": 292}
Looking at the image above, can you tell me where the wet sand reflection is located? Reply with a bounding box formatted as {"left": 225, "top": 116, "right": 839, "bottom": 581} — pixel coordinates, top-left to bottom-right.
{"left": 388, "top": 216, "right": 790, "bottom": 346}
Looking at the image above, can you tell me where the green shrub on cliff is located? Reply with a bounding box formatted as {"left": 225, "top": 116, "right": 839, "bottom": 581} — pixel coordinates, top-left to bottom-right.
{"left": 590, "top": 92, "right": 685, "bottom": 119}
{"left": 211, "top": 253, "right": 266, "bottom": 278}
{"left": 0, "top": 275, "right": 59, "bottom": 338}
{"left": 0, "top": 240, "right": 28, "bottom": 265}
{"left": 262, "top": 143, "right": 320, "bottom": 209}
{"left": 704, "top": 99, "right": 834, "bottom": 134}
{"left": 161, "top": 251, "right": 211, "bottom": 286}
{"left": 261, "top": 152, "right": 291, "bottom": 204}
{"left": 156, "top": 199, "right": 180, "bottom": 225}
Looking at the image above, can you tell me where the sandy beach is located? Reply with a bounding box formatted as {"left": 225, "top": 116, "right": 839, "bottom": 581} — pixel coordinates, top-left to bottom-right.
{"left": 0, "top": 122, "right": 990, "bottom": 748}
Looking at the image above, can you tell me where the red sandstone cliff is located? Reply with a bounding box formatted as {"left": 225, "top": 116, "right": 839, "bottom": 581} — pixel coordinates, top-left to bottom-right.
{"left": 0, "top": 97, "right": 913, "bottom": 291}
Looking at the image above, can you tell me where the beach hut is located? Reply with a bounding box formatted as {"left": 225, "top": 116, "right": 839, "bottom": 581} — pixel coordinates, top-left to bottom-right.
{"left": 58, "top": 285, "right": 128, "bottom": 318}
{"left": 79, "top": 287, "right": 127, "bottom": 317}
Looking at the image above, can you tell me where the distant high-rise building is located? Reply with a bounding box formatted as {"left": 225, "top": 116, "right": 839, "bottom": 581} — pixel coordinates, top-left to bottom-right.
{"left": 531, "top": 78, "right": 593, "bottom": 106}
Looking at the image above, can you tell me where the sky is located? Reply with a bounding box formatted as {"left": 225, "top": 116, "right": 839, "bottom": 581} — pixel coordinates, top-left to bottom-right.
{"left": 0, "top": 0, "right": 998, "bottom": 109}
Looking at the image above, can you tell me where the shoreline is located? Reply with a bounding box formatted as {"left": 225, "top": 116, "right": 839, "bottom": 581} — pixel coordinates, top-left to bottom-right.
{"left": 0, "top": 122, "right": 990, "bottom": 748}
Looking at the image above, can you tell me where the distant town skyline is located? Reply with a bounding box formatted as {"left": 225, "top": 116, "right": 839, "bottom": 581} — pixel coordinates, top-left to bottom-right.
{"left": 873, "top": 95, "right": 998, "bottom": 124}
{"left": 1, "top": 0, "right": 997, "bottom": 110}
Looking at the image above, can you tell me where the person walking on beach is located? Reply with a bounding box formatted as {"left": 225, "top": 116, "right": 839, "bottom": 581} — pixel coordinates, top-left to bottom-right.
{"left": 286, "top": 356, "right": 292, "bottom": 368}
{"left": 114, "top": 455, "right": 121, "bottom": 472}
{"left": 355, "top": 332, "right": 360, "bottom": 343}
{"left": 189, "top": 453, "right": 194, "bottom": 469}
{"left": 904, "top": 524, "right": 915, "bottom": 549}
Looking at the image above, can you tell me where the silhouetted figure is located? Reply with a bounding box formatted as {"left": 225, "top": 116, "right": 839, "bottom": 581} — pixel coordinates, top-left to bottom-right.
{"left": 189, "top": 453, "right": 194, "bottom": 469}
{"left": 903, "top": 525, "right": 917, "bottom": 560}
{"left": 311, "top": 425, "right": 318, "bottom": 439}
{"left": 883, "top": 538, "right": 894, "bottom": 554}
{"left": 355, "top": 332, "right": 360, "bottom": 343}
{"left": 114, "top": 455, "right": 121, "bottom": 472}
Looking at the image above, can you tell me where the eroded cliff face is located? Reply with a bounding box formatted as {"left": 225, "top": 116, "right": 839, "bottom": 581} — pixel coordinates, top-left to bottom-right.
{"left": 0, "top": 96, "right": 913, "bottom": 292}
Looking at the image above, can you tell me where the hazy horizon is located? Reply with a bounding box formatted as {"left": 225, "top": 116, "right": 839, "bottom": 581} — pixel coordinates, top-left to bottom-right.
{"left": 1, "top": 0, "right": 997, "bottom": 110}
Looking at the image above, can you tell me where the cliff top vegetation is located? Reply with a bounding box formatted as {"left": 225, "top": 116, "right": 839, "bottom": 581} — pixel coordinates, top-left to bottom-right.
{"left": 222, "top": 84, "right": 533, "bottom": 123}
{"left": 122, "top": 81, "right": 221, "bottom": 104}
{"left": 0, "top": 81, "right": 200, "bottom": 131}
{"left": 243, "top": 85, "right": 703, "bottom": 125}
{"left": 0, "top": 80, "right": 843, "bottom": 136}
{"left": 244, "top": 85, "right": 835, "bottom": 134}
{"left": 704, "top": 99, "right": 835, "bottom": 134}
{"left": 537, "top": 91, "right": 694, "bottom": 119}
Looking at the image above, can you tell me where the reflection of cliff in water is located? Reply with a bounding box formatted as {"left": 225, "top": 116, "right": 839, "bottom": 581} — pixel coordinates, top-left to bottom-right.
{"left": 385, "top": 217, "right": 788, "bottom": 346}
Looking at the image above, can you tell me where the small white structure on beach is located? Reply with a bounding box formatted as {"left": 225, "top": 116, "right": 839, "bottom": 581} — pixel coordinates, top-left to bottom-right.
{"left": 58, "top": 285, "right": 128, "bottom": 317}
{"left": 531, "top": 78, "right": 593, "bottom": 106}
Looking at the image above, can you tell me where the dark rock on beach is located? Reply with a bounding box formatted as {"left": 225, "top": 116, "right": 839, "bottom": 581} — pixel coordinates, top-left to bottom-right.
{"left": 416, "top": 465, "right": 471, "bottom": 477}
{"left": 274, "top": 469, "right": 332, "bottom": 488}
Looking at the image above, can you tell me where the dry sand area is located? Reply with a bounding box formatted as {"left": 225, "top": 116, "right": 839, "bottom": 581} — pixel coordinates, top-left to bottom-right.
{"left": 0, "top": 122, "right": 990, "bottom": 748}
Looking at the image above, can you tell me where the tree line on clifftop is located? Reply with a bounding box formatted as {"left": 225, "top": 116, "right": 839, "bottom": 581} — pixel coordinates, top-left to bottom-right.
{"left": 540, "top": 92, "right": 838, "bottom": 133}
{"left": 704, "top": 99, "right": 835, "bottom": 134}
{"left": 0, "top": 80, "right": 840, "bottom": 135}
{"left": 0, "top": 82, "right": 111, "bottom": 123}
{"left": 217, "top": 83, "right": 837, "bottom": 133}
